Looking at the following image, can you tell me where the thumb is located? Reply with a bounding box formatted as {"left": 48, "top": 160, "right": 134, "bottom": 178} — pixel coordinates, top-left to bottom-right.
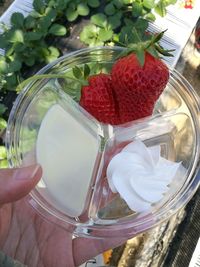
{"left": 0, "top": 164, "right": 42, "bottom": 205}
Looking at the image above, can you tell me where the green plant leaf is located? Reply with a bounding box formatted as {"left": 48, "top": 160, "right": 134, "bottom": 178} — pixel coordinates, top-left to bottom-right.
{"left": 49, "top": 46, "right": 60, "bottom": 56}
{"left": 0, "top": 159, "right": 8, "bottom": 168}
{"left": 55, "top": 0, "right": 70, "bottom": 10}
{"left": 99, "top": 28, "right": 113, "bottom": 42}
{"left": 25, "top": 32, "right": 43, "bottom": 41}
{"left": 0, "top": 104, "right": 7, "bottom": 115}
{"left": 145, "top": 12, "right": 156, "bottom": 21}
{"left": 45, "top": 46, "right": 60, "bottom": 62}
{"left": 73, "top": 66, "right": 82, "bottom": 79}
{"left": 119, "top": 26, "right": 142, "bottom": 45}
{"left": 154, "top": 1, "right": 166, "bottom": 17}
{"left": 49, "top": 24, "right": 67, "bottom": 36}
{"left": 38, "top": 10, "right": 57, "bottom": 32}
{"left": 44, "top": 8, "right": 57, "bottom": 24}
{"left": 8, "top": 60, "right": 22, "bottom": 72}
{"left": 108, "top": 13, "right": 122, "bottom": 29}
{"left": 30, "top": 10, "right": 43, "bottom": 18}
{"left": 38, "top": 47, "right": 49, "bottom": 59}
{"left": 66, "top": 8, "right": 78, "bottom": 21}
{"left": 0, "top": 118, "right": 7, "bottom": 131}
{"left": 33, "top": 0, "right": 45, "bottom": 14}
{"left": 14, "top": 43, "right": 27, "bottom": 52}
{"left": 88, "top": 0, "right": 100, "bottom": 8}
{"left": 132, "top": 2, "right": 143, "bottom": 18}
{"left": 162, "top": 0, "right": 177, "bottom": 6}
{"left": 24, "top": 56, "right": 36, "bottom": 66}
{"left": 104, "top": 3, "right": 116, "bottom": 16}
{"left": 8, "top": 29, "right": 24, "bottom": 43}
{"left": 143, "top": 0, "right": 156, "bottom": 9}
{"left": 0, "top": 35, "right": 7, "bottom": 49}
{"left": 91, "top": 13, "right": 107, "bottom": 28}
{"left": 77, "top": 3, "right": 90, "bottom": 16}
{"left": 147, "top": 45, "right": 159, "bottom": 58}
{"left": 11, "top": 12, "right": 24, "bottom": 28}
{"left": 24, "top": 16, "right": 36, "bottom": 29}
{"left": 5, "top": 74, "right": 17, "bottom": 89}
{"left": 0, "top": 58, "right": 8, "bottom": 73}
{"left": 136, "top": 48, "right": 145, "bottom": 66}
{"left": 134, "top": 18, "right": 149, "bottom": 32}
{"left": 0, "top": 146, "right": 7, "bottom": 159}
{"left": 80, "top": 24, "right": 103, "bottom": 46}
{"left": 38, "top": 46, "right": 60, "bottom": 63}
{"left": 83, "top": 64, "right": 90, "bottom": 79}
{"left": 113, "top": 0, "right": 123, "bottom": 9}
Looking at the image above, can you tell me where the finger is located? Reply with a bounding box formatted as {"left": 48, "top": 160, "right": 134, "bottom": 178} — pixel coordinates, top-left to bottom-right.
{"left": 73, "top": 236, "right": 126, "bottom": 266}
{"left": 0, "top": 164, "right": 42, "bottom": 205}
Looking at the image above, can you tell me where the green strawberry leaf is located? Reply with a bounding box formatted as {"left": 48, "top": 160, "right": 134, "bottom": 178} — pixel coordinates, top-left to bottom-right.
{"left": 24, "top": 16, "right": 36, "bottom": 29}
{"left": 88, "top": 0, "right": 100, "bottom": 8}
{"left": 0, "top": 58, "right": 8, "bottom": 73}
{"left": 145, "top": 12, "right": 156, "bottom": 21}
{"left": 5, "top": 74, "right": 18, "bottom": 89}
{"left": 105, "top": 3, "right": 116, "bottom": 16}
{"left": 155, "top": 44, "right": 175, "bottom": 56}
{"left": 99, "top": 28, "right": 113, "bottom": 42}
{"left": 49, "top": 24, "right": 67, "bottom": 36}
{"left": 83, "top": 64, "right": 90, "bottom": 79}
{"left": 113, "top": 0, "right": 123, "bottom": 9}
{"left": 8, "top": 59, "right": 22, "bottom": 72}
{"left": 8, "top": 29, "right": 24, "bottom": 43}
{"left": 25, "top": 32, "right": 43, "bottom": 41}
{"left": 154, "top": 1, "right": 166, "bottom": 17}
{"left": 73, "top": 66, "right": 83, "bottom": 79}
{"left": 135, "top": 48, "right": 145, "bottom": 66}
{"left": 108, "top": 15, "right": 121, "bottom": 30}
{"left": 134, "top": 18, "right": 149, "bottom": 32}
{"left": 0, "top": 159, "right": 8, "bottom": 168}
{"left": 24, "top": 56, "right": 36, "bottom": 66}
{"left": 0, "top": 146, "right": 7, "bottom": 159}
{"left": 151, "top": 30, "right": 166, "bottom": 44}
{"left": 0, "top": 104, "right": 7, "bottom": 115}
{"left": 77, "top": 3, "right": 90, "bottom": 16}
{"left": 108, "top": 11, "right": 122, "bottom": 29}
{"left": 132, "top": 2, "right": 143, "bottom": 18}
{"left": 147, "top": 46, "right": 159, "bottom": 58}
{"left": 11, "top": 12, "right": 24, "bottom": 28}
{"left": 80, "top": 25, "right": 104, "bottom": 46}
{"left": 0, "top": 118, "right": 7, "bottom": 131}
{"left": 66, "top": 8, "right": 78, "bottom": 22}
{"left": 143, "top": 0, "right": 156, "bottom": 9}
{"left": 33, "top": 0, "right": 45, "bottom": 14}
{"left": 91, "top": 13, "right": 107, "bottom": 28}
{"left": 165, "top": 0, "right": 177, "bottom": 4}
{"left": 46, "top": 46, "right": 60, "bottom": 62}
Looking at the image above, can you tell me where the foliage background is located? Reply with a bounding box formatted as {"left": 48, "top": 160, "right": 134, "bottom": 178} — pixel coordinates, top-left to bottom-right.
{"left": 0, "top": 0, "right": 177, "bottom": 165}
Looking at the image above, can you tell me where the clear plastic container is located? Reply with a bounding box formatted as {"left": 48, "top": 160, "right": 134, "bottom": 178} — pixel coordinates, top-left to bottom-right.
{"left": 5, "top": 46, "right": 200, "bottom": 238}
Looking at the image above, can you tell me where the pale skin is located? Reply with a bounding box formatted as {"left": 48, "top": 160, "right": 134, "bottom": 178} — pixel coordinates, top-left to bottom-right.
{"left": 0, "top": 165, "right": 126, "bottom": 267}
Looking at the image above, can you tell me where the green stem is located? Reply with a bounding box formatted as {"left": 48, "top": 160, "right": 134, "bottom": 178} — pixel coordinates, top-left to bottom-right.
{"left": 16, "top": 73, "right": 83, "bottom": 92}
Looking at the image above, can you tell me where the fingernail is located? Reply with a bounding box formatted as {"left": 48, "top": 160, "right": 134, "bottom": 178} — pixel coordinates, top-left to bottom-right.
{"left": 14, "top": 164, "right": 41, "bottom": 180}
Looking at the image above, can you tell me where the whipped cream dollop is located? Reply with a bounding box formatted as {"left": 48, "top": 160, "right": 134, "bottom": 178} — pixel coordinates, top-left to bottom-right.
{"left": 107, "top": 139, "right": 181, "bottom": 212}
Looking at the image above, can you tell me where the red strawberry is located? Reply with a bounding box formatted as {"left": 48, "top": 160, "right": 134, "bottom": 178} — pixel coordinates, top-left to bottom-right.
{"left": 111, "top": 52, "right": 169, "bottom": 123}
{"left": 80, "top": 73, "right": 120, "bottom": 125}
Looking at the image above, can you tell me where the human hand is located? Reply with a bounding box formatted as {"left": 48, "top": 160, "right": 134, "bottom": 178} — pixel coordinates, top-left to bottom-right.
{"left": 0, "top": 165, "right": 125, "bottom": 267}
